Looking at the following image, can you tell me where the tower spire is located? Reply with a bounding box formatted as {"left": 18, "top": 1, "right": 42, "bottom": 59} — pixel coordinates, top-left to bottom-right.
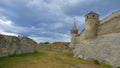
{"left": 73, "top": 18, "right": 77, "bottom": 29}
{"left": 71, "top": 18, "right": 78, "bottom": 34}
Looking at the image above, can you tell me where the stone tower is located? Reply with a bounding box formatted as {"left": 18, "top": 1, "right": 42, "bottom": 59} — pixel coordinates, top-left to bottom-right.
{"left": 69, "top": 21, "right": 78, "bottom": 48}
{"left": 84, "top": 11, "right": 99, "bottom": 39}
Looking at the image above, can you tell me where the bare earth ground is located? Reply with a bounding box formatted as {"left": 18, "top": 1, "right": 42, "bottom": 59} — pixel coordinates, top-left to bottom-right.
{"left": 0, "top": 50, "right": 111, "bottom": 68}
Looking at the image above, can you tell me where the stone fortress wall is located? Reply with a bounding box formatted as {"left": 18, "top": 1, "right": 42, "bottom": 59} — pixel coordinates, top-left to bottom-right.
{"left": 38, "top": 42, "right": 71, "bottom": 52}
{"left": 0, "top": 34, "right": 38, "bottom": 57}
{"left": 77, "top": 10, "right": 120, "bottom": 42}
{"left": 98, "top": 10, "right": 120, "bottom": 35}
{"left": 100, "top": 10, "right": 120, "bottom": 24}
{"left": 0, "top": 34, "right": 71, "bottom": 57}
{"left": 72, "top": 10, "right": 120, "bottom": 67}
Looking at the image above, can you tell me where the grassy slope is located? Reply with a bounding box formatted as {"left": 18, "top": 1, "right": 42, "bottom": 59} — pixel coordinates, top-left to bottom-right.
{"left": 0, "top": 50, "right": 112, "bottom": 68}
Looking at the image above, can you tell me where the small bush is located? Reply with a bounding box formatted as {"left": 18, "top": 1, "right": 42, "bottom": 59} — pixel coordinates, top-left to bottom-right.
{"left": 94, "top": 59, "right": 100, "bottom": 65}
{"left": 40, "top": 42, "right": 49, "bottom": 44}
{"left": 65, "top": 44, "right": 69, "bottom": 47}
{"left": 44, "top": 42, "right": 49, "bottom": 44}
{"left": 116, "top": 66, "right": 120, "bottom": 68}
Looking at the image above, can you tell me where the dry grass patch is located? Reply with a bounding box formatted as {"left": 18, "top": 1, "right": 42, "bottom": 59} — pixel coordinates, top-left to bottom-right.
{"left": 0, "top": 50, "right": 112, "bottom": 68}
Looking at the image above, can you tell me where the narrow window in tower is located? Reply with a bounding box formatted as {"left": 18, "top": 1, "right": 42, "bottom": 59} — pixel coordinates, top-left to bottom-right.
{"left": 87, "top": 16, "right": 88, "bottom": 19}
{"left": 93, "top": 15, "right": 94, "bottom": 17}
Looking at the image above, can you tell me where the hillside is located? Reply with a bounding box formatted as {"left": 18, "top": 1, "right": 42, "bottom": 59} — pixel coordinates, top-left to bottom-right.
{"left": 0, "top": 50, "right": 111, "bottom": 68}
{"left": 38, "top": 42, "right": 71, "bottom": 52}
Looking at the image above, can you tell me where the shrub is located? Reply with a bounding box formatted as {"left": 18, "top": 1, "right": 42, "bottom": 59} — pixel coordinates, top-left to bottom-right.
{"left": 116, "top": 66, "right": 120, "bottom": 68}
{"left": 44, "top": 42, "right": 49, "bottom": 44}
{"left": 94, "top": 59, "right": 100, "bottom": 65}
{"left": 65, "top": 44, "right": 69, "bottom": 47}
{"left": 40, "top": 42, "right": 49, "bottom": 44}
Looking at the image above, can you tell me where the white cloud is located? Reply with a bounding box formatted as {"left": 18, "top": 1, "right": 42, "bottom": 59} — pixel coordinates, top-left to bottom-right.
{"left": 0, "top": 29, "right": 18, "bottom": 36}
{"left": 27, "top": 0, "right": 86, "bottom": 30}
{"left": 31, "top": 26, "right": 44, "bottom": 31}
{"left": 63, "top": 16, "right": 85, "bottom": 25}
{"left": 0, "top": 0, "right": 95, "bottom": 42}
{"left": 54, "top": 33, "right": 70, "bottom": 41}
{"left": 27, "top": 0, "right": 64, "bottom": 17}
{"left": 0, "top": 32, "right": 18, "bottom": 36}
{"left": 0, "top": 16, "right": 36, "bottom": 37}
{"left": 29, "top": 36, "right": 55, "bottom": 43}
{"left": 63, "top": 0, "right": 84, "bottom": 6}
{"left": 29, "top": 36, "right": 70, "bottom": 43}
{"left": 50, "top": 22, "right": 64, "bottom": 29}
{"left": 0, "top": 6, "right": 17, "bottom": 17}
{"left": 0, "top": 19, "right": 12, "bottom": 26}
{"left": 0, "top": 17, "right": 29, "bottom": 33}
{"left": 27, "top": 0, "right": 88, "bottom": 19}
{"left": 29, "top": 32, "right": 70, "bottom": 43}
{"left": 74, "top": 16, "right": 85, "bottom": 25}
{"left": 0, "top": 16, "right": 71, "bottom": 43}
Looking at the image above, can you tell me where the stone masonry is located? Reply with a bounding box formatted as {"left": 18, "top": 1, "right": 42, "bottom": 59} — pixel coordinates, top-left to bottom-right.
{"left": 69, "top": 10, "right": 120, "bottom": 67}
{"left": 0, "top": 34, "right": 38, "bottom": 57}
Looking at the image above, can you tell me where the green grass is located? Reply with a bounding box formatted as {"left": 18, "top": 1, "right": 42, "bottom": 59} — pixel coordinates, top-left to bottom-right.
{"left": 0, "top": 50, "right": 112, "bottom": 68}
{"left": 93, "top": 59, "right": 100, "bottom": 65}
{"left": 116, "top": 66, "right": 120, "bottom": 68}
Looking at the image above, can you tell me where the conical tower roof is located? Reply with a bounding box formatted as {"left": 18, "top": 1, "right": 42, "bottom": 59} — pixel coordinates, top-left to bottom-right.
{"left": 71, "top": 19, "right": 78, "bottom": 34}
{"left": 72, "top": 20, "right": 77, "bottom": 29}
{"left": 85, "top": 11, "right": 99, "bottom": 17}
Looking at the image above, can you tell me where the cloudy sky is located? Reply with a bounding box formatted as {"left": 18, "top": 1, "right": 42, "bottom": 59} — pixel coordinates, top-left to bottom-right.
{"left": 0, "top": 0, "right": 120, "bottom": 43}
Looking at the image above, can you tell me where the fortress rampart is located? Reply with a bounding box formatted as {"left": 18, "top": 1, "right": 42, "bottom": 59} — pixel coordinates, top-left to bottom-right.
{"left": 79, "top": 10, "right": 120, "bottom": 40}
{"left": 98, "top": 11, "right": 120, "bottom": 35}
{"left": 0, "top": 34, "right": 38, "bottom": 57}
{"left": 100, "top": 10, "right": 120, "bottom": 24}
{"left": 70, "top": 10, "right": 120, "bottom": 48}
{"left": 70, "top": 10, "right": 120, "bottom": 67}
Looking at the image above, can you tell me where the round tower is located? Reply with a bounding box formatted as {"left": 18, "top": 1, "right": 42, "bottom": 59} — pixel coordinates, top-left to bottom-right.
{"left": 84, "top": 11, "right": 99, "bottom": 39}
